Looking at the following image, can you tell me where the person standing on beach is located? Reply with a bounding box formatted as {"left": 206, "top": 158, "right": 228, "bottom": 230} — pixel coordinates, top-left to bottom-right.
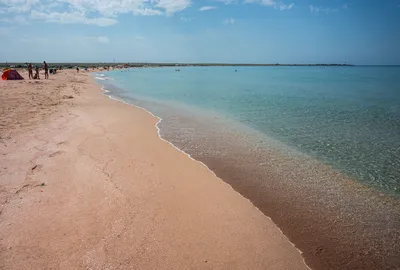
{"left": 43, "top": 61, "right": 49, "bottom": 79}
{"left": 28, "top": 63, "right": 33, "bottom": 79}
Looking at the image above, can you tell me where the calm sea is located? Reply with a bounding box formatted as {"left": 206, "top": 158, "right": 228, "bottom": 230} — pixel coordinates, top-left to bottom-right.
{"left": 94, "top": 66, "right": 400, "bottom": 269}
{"left": 97, "top": 66, "right": 400, "bottom": 195}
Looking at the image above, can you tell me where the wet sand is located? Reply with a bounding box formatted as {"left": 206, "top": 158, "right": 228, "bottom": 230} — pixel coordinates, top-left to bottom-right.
{"left": 202, "top": 154, "right": 400, "bottom": 270}
{"left": 0, "top": 70, "right": 309, "bottom": 269}
{"left": 151, "top": 109, "right": 400, "bottom": 270}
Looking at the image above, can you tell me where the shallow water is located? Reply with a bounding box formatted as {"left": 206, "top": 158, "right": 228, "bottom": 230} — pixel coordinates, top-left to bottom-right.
{"left": 101, "top": 66, "right": 400, "bottom": 195}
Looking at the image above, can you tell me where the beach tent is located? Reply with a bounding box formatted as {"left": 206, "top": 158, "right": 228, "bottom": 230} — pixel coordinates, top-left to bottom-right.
{"left": 1, "top": 69, "right": 24, "bottom": 80}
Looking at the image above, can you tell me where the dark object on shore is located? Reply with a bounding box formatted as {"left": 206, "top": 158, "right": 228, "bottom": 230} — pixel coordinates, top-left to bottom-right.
{"left": 34, "top": 66, "right": 40, "bottom": 79}
{"left": 2, "top": 69, "right": 24, "bottom": 80}
{"left": 43, "top": 61, "right": 49, "bottom": 79}
{"left": 28, "top": 63, "right": 33, "bottom": 79}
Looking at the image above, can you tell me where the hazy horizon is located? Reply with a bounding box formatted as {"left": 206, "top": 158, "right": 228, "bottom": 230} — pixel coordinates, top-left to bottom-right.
{"left": 1, "top": 62, "right": 399, "bottom": 66}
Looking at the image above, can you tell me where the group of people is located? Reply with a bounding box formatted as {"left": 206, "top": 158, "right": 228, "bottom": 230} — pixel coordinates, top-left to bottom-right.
{"left": 28, "top": 61, "right": 49, "bottom": 80}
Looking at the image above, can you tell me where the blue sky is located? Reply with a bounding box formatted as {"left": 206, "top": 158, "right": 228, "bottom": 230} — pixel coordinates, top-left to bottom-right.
{"left": 0, "top": 0, "right": 399, "bottom": 64}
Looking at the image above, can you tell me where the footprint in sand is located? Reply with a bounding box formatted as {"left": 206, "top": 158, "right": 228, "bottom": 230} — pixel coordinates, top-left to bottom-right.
{"left": 49, "top": 150, "right": 65, "bottom": 157}
{"left": 57, "top": 141, "right": 69, "bottom": 146}
{"left": 15, "top": 184, "right": 31, "bottom": 194}
{"left": 31, "top": 164, "right": 42, "bottom": 171}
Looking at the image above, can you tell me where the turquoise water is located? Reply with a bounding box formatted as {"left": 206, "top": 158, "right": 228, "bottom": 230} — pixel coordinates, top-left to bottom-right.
{"left": 98, "top": 66, "right": 400, "bottom": 194}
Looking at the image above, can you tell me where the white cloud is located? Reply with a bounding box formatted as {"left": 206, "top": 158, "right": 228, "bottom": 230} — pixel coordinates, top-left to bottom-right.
{"left": 309, "top": 5, "right": 338, "bottom": 14}
{"left": 154, "top": 0, "right": 191, "bottom": 15}
{"left": 30, "top": 10, "right": 118, "bottom": 26}
{"left": 36, "top": 1, "right": 62, "bottom": 13}
{"left": 279, "top": 3, "right": 293, "bottom": 10}
{"left": 0, "top": 0, "right": 39, "bottom": 13}
{"left": 97, "top": 36, "right": 109, "bottom": 44}
{"left": 223, "top": 18, "right": 235, "bottom": 25}
{"left": 77, "top": 36, "right": 110, "bottom": 44}
{"left": 54, "top": 0, "right": 191, "bottom": 17}
{"left": 180, "top": 16, "right": 193, "bottom": 21}
{"left": 134, "top": 35, "right": 146, "bottom": 40}
{"left": 199, "top": 6, "right": 217, "bottom": 11}
{"left": 244, "top": 0, "right": 276, "bottom": 7}
{"left": 244, "top": 0, "right": 293, "bottom": 10}
{"left": 133, "top": 8, "right": 163, "bottom": 16}
{"left": 1, "top": 0, "right": 192, "bottom": 26}
{"left": 214, "top": 0, "right": 237, "bottom": 4}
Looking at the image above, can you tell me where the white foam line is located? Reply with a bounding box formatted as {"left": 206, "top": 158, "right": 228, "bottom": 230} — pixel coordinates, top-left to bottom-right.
{"left": 98, "top": 83, "right": 312, "bottom": 270}
{"left": 95, "top": 76, "right": 114, "bottom": 81}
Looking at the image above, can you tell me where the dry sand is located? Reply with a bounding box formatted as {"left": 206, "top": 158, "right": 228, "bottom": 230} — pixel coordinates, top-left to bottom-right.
{"left": 0, "top": 69, "right": 309, "bottom": 269}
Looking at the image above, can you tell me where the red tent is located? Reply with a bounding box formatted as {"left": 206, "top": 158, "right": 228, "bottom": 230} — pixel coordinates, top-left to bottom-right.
{"left": 2, "top": 69, "right": 24, "bottom": 80}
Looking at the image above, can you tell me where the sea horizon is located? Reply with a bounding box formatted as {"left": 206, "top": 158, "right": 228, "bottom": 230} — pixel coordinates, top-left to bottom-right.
{"left": 3, "top": 62, "right": 400, "bottom": 67}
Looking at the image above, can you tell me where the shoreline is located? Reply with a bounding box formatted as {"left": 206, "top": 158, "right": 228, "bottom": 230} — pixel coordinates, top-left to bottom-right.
{"left": 100, "top": 78, "right": 399, "bottom": 197}
{"left": 98, "top": 83, "right": 312, "bottom": 267}
{"left": 0, "top": 69, "right": 310, "bottom": 269}
{"left": 96, "top": 71, "right": 400, "bottom": 270}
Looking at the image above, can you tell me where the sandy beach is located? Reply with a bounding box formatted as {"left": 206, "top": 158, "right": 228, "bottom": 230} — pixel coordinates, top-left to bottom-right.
{"left": 0, "top": 69, "right": 309, "bottom": 269}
